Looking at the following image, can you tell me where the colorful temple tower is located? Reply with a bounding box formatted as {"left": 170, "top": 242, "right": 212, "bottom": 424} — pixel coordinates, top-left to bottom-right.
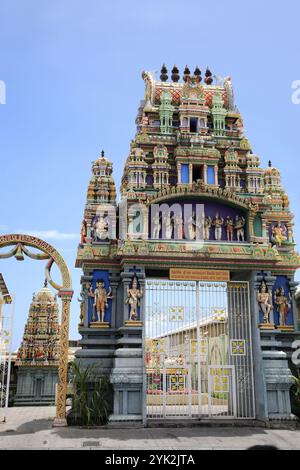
{"left": 14, "top": 282, "right": 60, "bottom": 405}
{"left": 76, "top": 66, "right": 300, "bottom": 425}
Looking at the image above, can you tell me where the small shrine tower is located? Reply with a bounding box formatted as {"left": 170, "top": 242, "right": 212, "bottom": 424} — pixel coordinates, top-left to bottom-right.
{"left": 14, "top": 282, "right": 60, "bottom": 406}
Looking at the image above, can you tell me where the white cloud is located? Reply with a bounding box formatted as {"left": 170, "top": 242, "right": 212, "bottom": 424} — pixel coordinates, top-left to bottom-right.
{"left": 17, "top": 230, "right": 79, "bottom": 241}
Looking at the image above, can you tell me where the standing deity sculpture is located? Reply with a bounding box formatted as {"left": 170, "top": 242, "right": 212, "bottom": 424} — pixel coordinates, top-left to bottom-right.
{"left": 257, "top": 280, "right": 273, "bottom": 325}
{"left": 126, "top": 276, "right": 143, "bottom": 322}
{"left": 186, "top": 212, "right": 196, "bottom": 240}
{"left": 152, "top": 212, "right": 161, "bottom": 239}
{"left": 271, "top": 222, "right": 287, "bottom": 247}
{"left": 212, "top": 212, "right": 224, "bottom": 241}
{"left": 174, "top": 214, "right": 183, "bottom": 240}
{"left": 204, "top": 216, "right": 212, "bottom": 241}
{"left": 165, "top": 214, "right": 173, "bottom": 239}
{"left": 234, "top": 215, "right": 245, "bottom": 242}
{"left": 274, "top": 287, "right": 291, "bottom": 326}
{"left": 225, "top": 216, "right": 234, "bottom": 242}
{"left": 89, "top": 280, "right": 112, "bottom": 323}
{"left": 80, "top": 219, "right": 87, "bottom": 244}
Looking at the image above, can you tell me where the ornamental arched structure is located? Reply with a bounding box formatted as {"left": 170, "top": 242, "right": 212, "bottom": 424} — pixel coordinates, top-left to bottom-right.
{"left": 0, "top": 234, "right": 73, "bottom": 426}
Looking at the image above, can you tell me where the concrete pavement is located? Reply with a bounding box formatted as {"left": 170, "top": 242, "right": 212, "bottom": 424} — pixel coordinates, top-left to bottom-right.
{"left": 0, "top": 407, "right": 299, "bottom": 450}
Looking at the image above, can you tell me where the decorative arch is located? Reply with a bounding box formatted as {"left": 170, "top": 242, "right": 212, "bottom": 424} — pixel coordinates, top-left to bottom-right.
{"left": 146, "top": 183, "right": 257, "bottom": 211}
{"left": 0, "top": 234, "right": 73, "bottom": 426}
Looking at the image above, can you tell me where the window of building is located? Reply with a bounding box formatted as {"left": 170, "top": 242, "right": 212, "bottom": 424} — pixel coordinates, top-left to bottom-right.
{"left": 207, "top": 165, "right": 215, "bottom": 184}
{"left": 189, "top": 117, "right": 198, "bottom": 133}
{"left": 192, "top": 164, "right": 202, "bottom": 182}
{"left": 180, "top": 164, "right": 189, "bottom": 184}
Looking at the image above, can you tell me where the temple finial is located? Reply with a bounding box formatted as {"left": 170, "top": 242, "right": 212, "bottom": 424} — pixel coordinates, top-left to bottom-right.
{"left": 44, "top": 279, "right": 48, "bottom": 288}
{"left": 183, "top": 65, "right": 191, "bottom": 83}
{"left": 101, "top": 150, "right": 105, "bottom": 157}
{"left": 160, "top": 64, "right": 168, "bottom": 82}
{"left": 171, "top": 65, "right": 180, "bottom": 82}
{"left": 268, "top": 160, "right": 272, "bottom": 167}
{"left": 204, "top": 67, "right": 213, "bottom": 85}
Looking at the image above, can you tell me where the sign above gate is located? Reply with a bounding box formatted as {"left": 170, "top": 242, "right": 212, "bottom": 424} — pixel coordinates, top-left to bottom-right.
{"left": 169, "top": 268, "right": 230, "bottom": 282}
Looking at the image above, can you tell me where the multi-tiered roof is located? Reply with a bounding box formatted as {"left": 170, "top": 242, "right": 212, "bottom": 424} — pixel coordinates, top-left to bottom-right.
{"left": 76, "top": 66, "right": 299, "bottom": 272}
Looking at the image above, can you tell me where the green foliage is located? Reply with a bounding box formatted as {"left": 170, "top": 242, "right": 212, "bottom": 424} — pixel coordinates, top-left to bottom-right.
{"left": 69, "top": 361, "right": 109, "bottom": 426}
{"left": 211, "top": 392, "right": 228, "bottom": 400}
{"left": 291, "top": 371, "right": 300, "bottom": 419}
{"left": 291, "top": 372, "right": 300, "bottom": 401}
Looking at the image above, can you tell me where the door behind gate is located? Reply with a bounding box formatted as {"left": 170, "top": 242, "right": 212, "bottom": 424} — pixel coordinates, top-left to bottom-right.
{"left": 145, "top": 279, "right": 255, "bottom": 419}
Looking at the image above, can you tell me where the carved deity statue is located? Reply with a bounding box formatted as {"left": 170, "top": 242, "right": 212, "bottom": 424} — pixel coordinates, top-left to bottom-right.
{"left": 257, "top": 280, "right": 273, "bottom": 324}
{"left": 165, "top": 215, "right": 173, "bottom": 239}
{"left": 271, "top": 222, "right": 287, "bottom": 247}
{"left": 152, "top": 212, "right": 161, "bottom": 239}
{"left": 90, "top": 280, "right": 112, "bottom": 323}
{"left": 126, "top": 276, "right": 143, "bottom": 322}
{"left": 80, "top": 219, "right": 87, "bottom": 244}
{"left": 204, "top": 216, "right": 212, "bottom": 241}
{"left": 174, "top": 214, "right": 183, "bottom": 240}
{"left": 92, "top": 215, "right": 108, "bottom": 241}
{"left": 234, "top": 215, "right": 245, "bottom": 242}
{"left": 225, "top": 216, "right": 234, "bottom": 242}
{"left": 187, "top": 213, "right": 196, "bottom": 240}
{"left": 212, "top": 212, "right": 224, "bottom": 241}
{"left": 274, "top": 287, "right": 291, "bottom": 326}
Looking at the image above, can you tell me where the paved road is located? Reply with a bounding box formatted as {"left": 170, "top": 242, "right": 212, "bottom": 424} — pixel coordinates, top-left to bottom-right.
{"left": 0, "top": 407, "right": 299, "bottom": 450}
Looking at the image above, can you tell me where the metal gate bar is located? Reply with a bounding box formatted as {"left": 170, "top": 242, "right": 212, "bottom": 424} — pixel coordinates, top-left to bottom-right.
{"left": 145, "top": 279, "right": 255, "bottom": 420}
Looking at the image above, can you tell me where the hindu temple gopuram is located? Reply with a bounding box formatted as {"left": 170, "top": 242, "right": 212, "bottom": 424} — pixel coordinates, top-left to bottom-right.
{"left": 75, "top": 65, "right": 300, "bottom": 424}
{"left": 14, "top": 282, "right": 60, "bottom": 405}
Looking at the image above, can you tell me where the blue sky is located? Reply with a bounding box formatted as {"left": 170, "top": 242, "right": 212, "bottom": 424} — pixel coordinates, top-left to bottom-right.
{"left": 0, "top": 0, "right": 300, "bottom": 349}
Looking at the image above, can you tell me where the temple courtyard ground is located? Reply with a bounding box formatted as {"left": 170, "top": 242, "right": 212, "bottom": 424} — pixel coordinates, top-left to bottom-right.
{"left": 0, "top": 407, "right": 300, "bottom": 450}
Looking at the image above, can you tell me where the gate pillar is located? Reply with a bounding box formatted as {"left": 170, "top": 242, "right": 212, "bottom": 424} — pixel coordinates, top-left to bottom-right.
{"left": 250, "top": 271, "right": 269, "bottom": 421}
{"left": 109, "top": 266, "right": 145, "bottom": 423}
{"left": 252, "top": 271, "right": 295, "bottom": 421}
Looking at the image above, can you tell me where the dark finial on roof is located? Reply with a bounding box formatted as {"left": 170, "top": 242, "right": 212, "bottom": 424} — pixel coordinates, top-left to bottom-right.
{"left": 101, "top": 150, "right": 105, "bottom": 157}
{"left": 171, "top": 65, "right": 180, "bottom": 82}
{"left": 183, "top": 65, "right": 191, "bottom": 82}
{"left": 44, "top": 279, "right": 48, "bottom": 288}
{"left": 194, "top": 66, "right": 202, "bottom": 82}
{"left": 160, "top": 64, "right": 168, "bottom": 82}
{"left": 268, "top": 160, "right": 272, "bottom": 167}
{"left": 204, "top": 67, "right": 213, "bottom": 85}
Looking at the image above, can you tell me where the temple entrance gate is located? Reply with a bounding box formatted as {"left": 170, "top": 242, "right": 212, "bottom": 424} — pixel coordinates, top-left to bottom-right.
{"left": 145, "top": 279, "right": 255, "bottom": 419}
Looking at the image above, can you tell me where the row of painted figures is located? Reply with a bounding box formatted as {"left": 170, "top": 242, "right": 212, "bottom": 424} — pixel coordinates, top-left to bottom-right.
{"left": 79, "top": 275, "right": 143, "bottom": 325}
{"left": 81, "top": 213, "right": 247, "bottom": 242}
{"left": 24, "top": 324, "right": 59, "bottom": 335}
{"left": 257, "top": 280, "right": 292, "bottom": 327}
{"left": 151, "top": 213, "right": 246, "bottom": 241}
{"left": 17, "top": 339, "right": 59, "bottom": 361}
{"left": 81, "top": 214, "right": 289, "bottom": 245}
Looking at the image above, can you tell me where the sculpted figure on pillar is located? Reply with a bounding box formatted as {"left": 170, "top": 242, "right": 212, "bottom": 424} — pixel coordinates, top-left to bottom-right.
{"left": 257, "top": 280, "right": 273, "bottom": 325}
{"left": 274, "top": 287, "right": 291, "bottom": 326}
{"left": 126, "top": 276, "right": 143, "bottom": 322}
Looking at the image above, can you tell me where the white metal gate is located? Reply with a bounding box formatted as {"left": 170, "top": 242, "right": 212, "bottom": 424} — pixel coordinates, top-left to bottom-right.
{"left": 145, "top": 279, "right": 255, "bottom": 419}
